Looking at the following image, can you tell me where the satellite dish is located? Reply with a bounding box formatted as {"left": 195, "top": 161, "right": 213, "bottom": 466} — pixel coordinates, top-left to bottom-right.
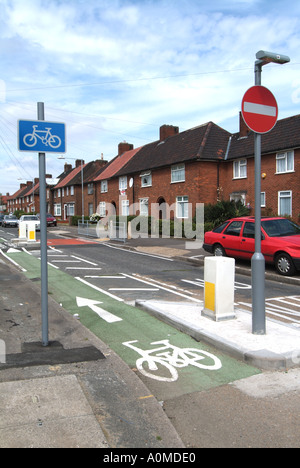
{"left": 129, "top": 178, "right": 133, "bottom": 188}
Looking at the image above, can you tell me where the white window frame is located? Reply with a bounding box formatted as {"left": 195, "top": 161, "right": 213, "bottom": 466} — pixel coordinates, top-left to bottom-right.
{"left": 276, "top": 151, "right": 294, "bottom": 174}
{"left": 278, "top": 191, "right": 292, "bottom": 217}
{"left": 261, "top": 192, "right": 266, "bottom": 208}
{"left": 99, "top": 202, "right": 106, "bottom": 217}
{"left": 233, "top": 159, "right": 247, "bottom": 179}
{"left": 101, "top": 180, "right": 108, "bottom": 193}
{"left": 54, "top": 203, "right": 61, "bottom": 216}
{"left": 140, "top": 172, "right": 152, "bottom": 187}
{"left": 70, "top": 186, "right": 74, "bottom": 195}
{"left": 176, "top": 195, "right": 189, "bottom": 219}
{"left": 119, "top": 176, "right": 127, "bottom": 191}
{"left": 171, "top": 164, "right": 185, "bottom": 183}
{"left": 67, "top": 203, "right": 75, "bottom": 217}
{"left": 139, "top": 198, "right": 149, "bottom": 216}
{"left": 88, "top": 183, "right": 93, "bottom": 195}
{"left": 122, "top": 199, "right": 129, "bottom": 216}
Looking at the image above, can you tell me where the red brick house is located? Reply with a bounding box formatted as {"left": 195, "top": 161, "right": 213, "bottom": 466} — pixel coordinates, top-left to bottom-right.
{"left": 93, "top": 115, "right": 300, "bottom": 224}
{"left": 52, "top": 159, "right": 107, "bottom": 222}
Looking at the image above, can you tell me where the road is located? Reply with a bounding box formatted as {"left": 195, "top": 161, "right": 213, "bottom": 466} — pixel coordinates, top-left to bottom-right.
{"left": 1, "top": 226, "right": 300, "bottom": 447}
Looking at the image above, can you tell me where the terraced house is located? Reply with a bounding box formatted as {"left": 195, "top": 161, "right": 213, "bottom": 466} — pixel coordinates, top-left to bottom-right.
{"left": 6, "top": 112, "right": 300, "bottom": 226}
{"left": 92, "top": 114, "right": 300, "bottom": 224}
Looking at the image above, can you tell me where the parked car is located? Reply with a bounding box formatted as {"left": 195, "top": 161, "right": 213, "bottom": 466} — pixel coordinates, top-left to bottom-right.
{"left": 36, "top": 213, "right": 57, "bottom": 227}
{"left": 0, "top": 214, "right": 4, "bottom": 223}
{"left": 1, "top": 214, "right": 19, "bottom": 228}
{"left": 203, "top": 216, "right": 300, "bottom": 276}
{"left": 19, "top": 215, "right": 40, "bottom": 231}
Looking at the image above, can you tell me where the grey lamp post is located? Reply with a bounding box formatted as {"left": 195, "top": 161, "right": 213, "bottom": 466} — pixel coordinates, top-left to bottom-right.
{"left": 252, "top": 50, "right": 290, "bottom": 335}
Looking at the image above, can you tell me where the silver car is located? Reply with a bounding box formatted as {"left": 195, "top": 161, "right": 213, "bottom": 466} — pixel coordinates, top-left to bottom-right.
{"left": 19, "top": 215, "right": 40, "bottom": 231}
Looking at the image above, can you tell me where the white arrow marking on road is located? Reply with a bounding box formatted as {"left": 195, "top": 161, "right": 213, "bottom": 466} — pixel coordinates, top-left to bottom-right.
{"left": 76, "top": 297, "right": 122, "bottom": 323}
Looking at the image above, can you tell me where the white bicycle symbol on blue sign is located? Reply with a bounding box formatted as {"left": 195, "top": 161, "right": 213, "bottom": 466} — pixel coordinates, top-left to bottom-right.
{"left": 23, "top": 125, "right": 61, "bottom": 149}
{"left": 123, "top": 339, "right": 222, "bottom": 382}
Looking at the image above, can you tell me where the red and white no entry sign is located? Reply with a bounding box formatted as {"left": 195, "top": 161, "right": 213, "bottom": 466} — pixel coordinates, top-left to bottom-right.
{"left": 241, "top": 85, "right": 278, "bottom": 134}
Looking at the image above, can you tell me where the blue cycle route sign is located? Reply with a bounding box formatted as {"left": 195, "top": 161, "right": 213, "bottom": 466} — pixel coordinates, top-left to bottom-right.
{"left": 18, "top": 120, "right": 66, "bottom": 153}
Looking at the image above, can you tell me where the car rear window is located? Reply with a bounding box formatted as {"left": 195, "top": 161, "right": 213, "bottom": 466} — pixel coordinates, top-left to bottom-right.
{"left": 262, "top": 219, "right": 300, "bottom": 237}
{"left": 213, "top": 221, "right": 230, "bottom": 233}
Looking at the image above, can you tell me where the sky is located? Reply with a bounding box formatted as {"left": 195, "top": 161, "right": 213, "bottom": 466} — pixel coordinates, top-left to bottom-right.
{"left": 0, "top": 0, "right": 300, "bottom": 195}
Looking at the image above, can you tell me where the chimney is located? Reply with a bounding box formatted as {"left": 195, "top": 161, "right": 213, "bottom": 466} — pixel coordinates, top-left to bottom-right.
{"left": 160, "top": 124, "right": 179, "bottom": 141}
{"left": 239, "top": 112, "right": 251, "bottom": 138}
{"left": 76, "top": 159, "right": 84, "bottom": 168}
{"left": 45, "top": 173, "right": 52, "bottom": 179}
{"left": 118, "top": 141, "right": 133, "bottom": 156}
{"left": 20, "top": 183, "right": 26, "bottom": 189}
{"left": 64, "top": 163, "right": 72, "bottom": 172}
{"left": 34, "top": 178, "right": 39, "bottom": 185}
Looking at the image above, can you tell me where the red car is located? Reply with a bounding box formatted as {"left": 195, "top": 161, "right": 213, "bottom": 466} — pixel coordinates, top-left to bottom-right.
{"left": 203, "top": 217, "right": 300, "bottom": 276}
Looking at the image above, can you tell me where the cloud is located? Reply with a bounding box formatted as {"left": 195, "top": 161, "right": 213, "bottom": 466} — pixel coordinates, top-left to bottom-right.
{"left": 0, "top": 0, "right": 299, "bottom": 195}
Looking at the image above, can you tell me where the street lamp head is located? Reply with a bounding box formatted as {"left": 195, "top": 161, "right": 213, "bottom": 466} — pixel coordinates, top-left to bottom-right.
{"left": 256, "top": 50, "right": 290, "bottom": 65}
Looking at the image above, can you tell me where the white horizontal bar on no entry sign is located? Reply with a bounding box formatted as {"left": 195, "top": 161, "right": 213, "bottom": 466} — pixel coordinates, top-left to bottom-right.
{"left": 243, "top": 101, "right": 276, "bottom": 116}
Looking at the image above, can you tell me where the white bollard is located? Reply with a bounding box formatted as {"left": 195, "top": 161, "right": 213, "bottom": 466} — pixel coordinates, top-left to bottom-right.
{"left": 26, "top": 221, "right": 36, "bottom": 242}
{"left": 202, "top": 256, "right": 236, "bottom": 321}
{"left": 19, "top": 221, "right": 27, "bottom": 239}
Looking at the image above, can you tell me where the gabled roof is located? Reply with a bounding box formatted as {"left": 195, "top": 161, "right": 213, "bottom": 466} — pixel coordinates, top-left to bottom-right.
{"left": 227, "top": 114, "right": 300, "bottom": 160}
{"left": 94, "top": 147, "right": 142, "bottom": 181}
{"left": 115, "top": 122, "right": 231, "bottom": 177}
{"left": 55, "top": 164, "right": 86, "bottom": 189}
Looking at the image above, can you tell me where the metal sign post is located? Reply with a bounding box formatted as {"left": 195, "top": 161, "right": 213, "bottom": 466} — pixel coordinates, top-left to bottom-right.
{"left": 18, "top": 105, "right": 66, "bottom": 347}
{"left": 37, "top": 102, "right": 49, "bottom": 346}
{"left": 241, "top": 50, "right": 290, "bottom": 335}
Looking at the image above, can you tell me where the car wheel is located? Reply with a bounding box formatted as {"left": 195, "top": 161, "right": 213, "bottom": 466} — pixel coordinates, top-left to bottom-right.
{"left": 213, "top": 244, "right": 226, "bottom": 257}
{"left": 275, "top": 253, "right": 295, "bottom": 276}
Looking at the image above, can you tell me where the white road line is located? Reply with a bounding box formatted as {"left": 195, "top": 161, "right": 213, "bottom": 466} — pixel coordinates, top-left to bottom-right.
{"left": 71, "top": 255, "right": 98, "bottom": 265}
{"left": 122, "top": 273, "right": 203, "bottom": 303}
{"left": 0, "top": 249, "right": 27, "bottom": 272}
{"left": 105, "top": 243, "right": 174, "bottom": 261}
{"left": 84, "top": 275, "right": 126, "bottom": 279}
{"left": 75, "top": 277, "right": 124, "bottom": 302}
{"left": 109, "top": 288, "right": 159, "bottom": 291}
{"left": 66, "top": 267, "right": 102, "bottom": 270}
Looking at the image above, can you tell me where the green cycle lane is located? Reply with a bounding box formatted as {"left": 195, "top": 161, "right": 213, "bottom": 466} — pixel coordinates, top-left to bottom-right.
{"left": 5, "top": 250, "right": 260, "bottom": 399}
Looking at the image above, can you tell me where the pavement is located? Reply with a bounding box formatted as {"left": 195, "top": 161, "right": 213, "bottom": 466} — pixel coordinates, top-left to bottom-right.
{"left": 0, "top": 227, "right": 300, "bottom": 448}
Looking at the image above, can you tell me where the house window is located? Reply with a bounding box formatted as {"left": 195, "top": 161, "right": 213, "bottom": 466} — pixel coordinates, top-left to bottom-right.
{"left": 140, "top": 172, "right": 152, "bottom": 187}
{"left": 261, "top": 192, "right": 266, "bottom": 207}
{"left": 233, "top": 159, "right": 247, "bottom": 179}
{"left": 67, "top": 203, "right": 75, "bottom": 216}
{"left": 119, "top": 176, "right": 127, "bottom": 191}
{"left": 70, "top": 186, "right": 74, "bottom": 195}
{"left": 101, "top": 180, "right": 108, "bottom": 193}
{"left": 88, "top": 203, "right": 94, "bottom": 216}
{"left": 276, "top": 151, "right": 294, "bottom": 173}
{"left": 176, "top": 196, "right": 189, "bottom": 218}
{"left": 88, "top": 183, "right": 93, "bottom": 195}
{"left": 57, "top": 189, "right": 61, "bottom": 197}
{"left": 278, "top": 191, "right": 292, "bottom": 216}
{"left": 140, "top": 198, "right": 149, "bottom": 216}
{"left": 66, "top": 187, "right": 69, "bottom": 196}
{"left": 171, "top": 164, "right": 185, "bottom": 183}
{"left": 122, "top": 199, "right": 129, "bottom": 216}
{"left": 99, "top": 202, "right": 106, "bottom": 217}
{"left": 230, "top": 192, "right": 246, "bottom": 205}
{"left": 54, "top": 203, "right": 61, "bottom": 216}
{"left": 62, "top": 188, "right": 64, "bottom": 197}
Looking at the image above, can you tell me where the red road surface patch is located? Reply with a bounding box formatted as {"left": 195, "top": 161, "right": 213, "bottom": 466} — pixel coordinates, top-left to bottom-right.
{"left": 47, "top": 238, "right": 98, "bottom": 246}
